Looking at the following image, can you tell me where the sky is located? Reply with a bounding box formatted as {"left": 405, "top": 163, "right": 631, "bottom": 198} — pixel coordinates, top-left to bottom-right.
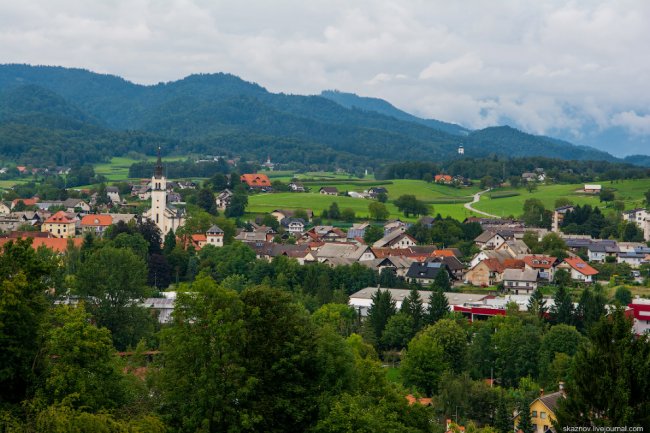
{"left": 1, "top": 0, "right": 649, "bottom": 154}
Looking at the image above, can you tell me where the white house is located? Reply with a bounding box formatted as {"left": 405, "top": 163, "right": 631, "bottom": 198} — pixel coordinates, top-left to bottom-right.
{"left": 206, "top": 225, "right": 225, "bottom": 247}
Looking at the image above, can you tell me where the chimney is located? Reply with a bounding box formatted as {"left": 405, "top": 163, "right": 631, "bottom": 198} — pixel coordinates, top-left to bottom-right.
{"left": 539, "top": 388, "right": 544, "bottom": 397}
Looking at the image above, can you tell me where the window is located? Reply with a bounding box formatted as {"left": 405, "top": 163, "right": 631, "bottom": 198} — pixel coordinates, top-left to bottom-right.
{"left": 540, "top": 412, "right": 547, "bottom": 419}
{"left": 531, "top": 410, "right": 537, "bottom": 417}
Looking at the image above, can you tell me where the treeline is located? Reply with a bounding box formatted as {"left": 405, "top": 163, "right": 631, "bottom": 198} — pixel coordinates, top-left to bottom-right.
{"left": 378, "top": 157, "right": 650, "bottom": 182}
{"left": 128, "top": 158, "right": 231, "bottom": 179}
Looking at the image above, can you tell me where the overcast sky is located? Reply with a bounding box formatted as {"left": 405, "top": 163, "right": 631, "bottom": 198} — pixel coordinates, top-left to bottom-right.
{"left": 1, "top": 0, "right": 649, "bottom": 145}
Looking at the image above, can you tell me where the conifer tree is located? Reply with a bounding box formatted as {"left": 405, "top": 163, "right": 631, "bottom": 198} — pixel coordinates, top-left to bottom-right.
{"left": 401, "top": 287, "right": 424, "bottom": 333}
{"left": 516, "top": 402, "right": 535, "bottom": 433}
{"left": 527, "top": 289, "right": 547, "bottom": 319}
{"left": 427, "top": 287, "right": 449, "bottom": 325}
{"left": 551, "top": 285, "right": 574, "bottom": 325}
{"left": 367, "top": 289, "right": 397, "bottom": 343}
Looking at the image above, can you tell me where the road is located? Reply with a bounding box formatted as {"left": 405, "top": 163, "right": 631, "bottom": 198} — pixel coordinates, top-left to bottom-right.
{"left": 464, "top": 189, "right": 500, "bottom": 218}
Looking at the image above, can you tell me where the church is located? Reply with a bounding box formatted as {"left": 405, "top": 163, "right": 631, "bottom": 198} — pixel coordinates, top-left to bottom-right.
{"left": 142, "top": 151, "right": 185, "bottom": 234}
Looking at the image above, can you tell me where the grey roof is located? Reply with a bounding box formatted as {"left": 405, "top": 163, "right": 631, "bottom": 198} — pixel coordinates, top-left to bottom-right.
{"left": 207, "top": 225, "right": 224, "bottom": 234}
{"left": 405, "top": 261, "right": 448, "bottom": 280}
{"left": 537, "top": 391, "right": 564, "bottom": 413}
{"left": 316, "top": 243, "right": 371, "bottom": 261}
{"left": 280, "top": 217, "right": 305, "bottom": 227}
{"left": 503, "top": 268, "right": 538, "bottom": 282}
{"left": 349, "top": 287, "right": 488, "bottom": 306}
{"left": 373, "top": 229, "right": 414, "bottom": 248}
{"left": 475, "top": 230, "right": 497, "bottom": 243}
{"left": 587, "top": 240, "right": 619, "bottom": 253}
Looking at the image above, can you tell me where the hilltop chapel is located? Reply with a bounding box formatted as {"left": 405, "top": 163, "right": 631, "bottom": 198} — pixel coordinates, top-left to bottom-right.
{"left": 142, "top": 151, "right": 185, "bottom": 234}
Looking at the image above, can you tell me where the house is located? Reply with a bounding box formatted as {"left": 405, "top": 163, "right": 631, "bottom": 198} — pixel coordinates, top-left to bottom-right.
{"left": 215, "top": 189, "right": 233, "bottom": 210}
{"left": 405, "top": 261, "right": 450, "bottom": 285}
{"left": 133, "top": 185, "right": 151, "bottom": 200}
{"left": 367, "top": 187, "right": 388, "bottom": 198}
{"left": 280, "top": 217, "right": 305, "bottom": 235}
{"left": 141, "top": 296, "right": 175, "bottom": 324}
{"left": 431, "top": 256, "right": 466, "bottom": 280}
{"left": 469, "top": 249, "right": 513, "bottom": 268}
{"left": 496, "top": 239, "right": 530, "bottom": 257}
{"left": 558, "top": 257, "right": 598, "bottom": 283}
{"left": 190, "top": 234, "right": 207, "bottom": 250}
{"left": 315, "top": 243, "right": 376, "bottom": 263}
{"left": 303, "top": 225, "right": 347, "bottom": 243}
{"left": 474, "top": 230, "right": 511, "bottom": 250}
{"left": 319, "top": 186, "right": 339, "bottom": 196}
{"left": 521, "top": 172, "right": 545, "bottom": 182}
{"left": 583, "top": 184, "right": 602, "bottom": 193}
{"left": 177, "top": 181, "right": 197, "bottom": 190}
{"left": 80, "top": 214, "right": 113, "bottom": 236}
{"left": 373, "top": 230, "right": 417, "bottom": 249}
{"left": 464, "top": 258, "right": 505, "bottom": 286}
{"left": 359, "top": 256, "right": 414, "bottom": 277}
{"left": 289, "top": 182, "right": 306, "bottom": 192}
{"left": 435, "top": 174, "right": 453, "bottom": 184}
{"left": 418, "top": 216, "right": 436, "bottom": 228}
{"left": 622, "top": 208, "right": 650, "bottom": 241}
{"left": 552, "top": 205, "right": 574, "bottom": 232}
{"left": 523, "top": 255, "right": 558, "bottom": 282}
{"left": 586, "top": 240, "right": 619, "bottom": 262}
{"left": 0, "top": 202, "right": 10, "bottom": 215}
{"left": 63, "top": 198, "right": 91, "bottom": 213}
{"left": 240, "top": 173, "right": 271, "bottom": 190}
{"left": 502, "top": 268, "right": 538, "bottom": 294}
{"left": 106, "top": 186, "right": 121, "bottom": 203}
{"left": 41, "top": 211, "right": 77, "bottom": 238}
{"left": 206, "top": 225, "right": 224, "bottom": 247}
{"left": 514, "top": 388, "right": 564, "bottom": 433}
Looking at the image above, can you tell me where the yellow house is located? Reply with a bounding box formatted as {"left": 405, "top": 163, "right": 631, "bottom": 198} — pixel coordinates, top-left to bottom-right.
{"left": 515, "top": 389, "right": 563, "bottom": 433}
{"left": 42, "top": 210, "right": 76, "bottom": 239}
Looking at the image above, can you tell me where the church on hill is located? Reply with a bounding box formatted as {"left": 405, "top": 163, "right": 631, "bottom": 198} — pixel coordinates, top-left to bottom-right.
{"left": 142, "top": 151, "right": 185, "bottom": 234}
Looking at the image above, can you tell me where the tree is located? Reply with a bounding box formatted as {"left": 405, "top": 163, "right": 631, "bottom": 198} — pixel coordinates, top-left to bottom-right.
{"left": 431, "top": 267, "right": 451, "bottom": 292}
{"left": 493, "top": 394, "right": 512, "bottom": 433}
{"left": 380, "top": 313, "right": 415, "bottom": 350}
{"left": 551, "top": 285, "right": 574, "bottom": 326}
{"left": 645, "top": 188, "right": 650, "bottom": 206}
{"left": 225, "top": 188, "right": 248, "bottom": 218}
{"left": 0, "top": 239, "right": 57, "bottom": 404}
{"left": 328, "top": 202, "right": 341, "bottom": 219}
{"left": 197, "top": 187, "right": 217, "bottom": 214}
{"left": 137, "top": 219, "right": 162, "bottom": 256}
{"left": 554, "top": 197, "right": 573, "bottom": 208}
{"left": 522, "top": 198, "right": 550, "bottom": 228}
{"left": 538, "top": 324, "right": 585, "bottom": 386}
{"left": 554, "top": 268, "right": 572, "bottom": 288}
{"left": 312, "top": 303, "right": 357, "bottom": 337}
{"left": 614, "top": 286, "right": 632, "bottom": 306}
{"left": 376, "top": 192, "right": 388, "bottom": 203}
{"left": 394, "top": 194, "right": 429, "bottom": 217}
{"left": 363, "top": 225, "right": 384, "bottom": 244}
{"left": 39, "top": 305, "right": 126, "bottom": 411}
{"left": 516, "top": 403, "right": 536, "bottom": 433}
{"left": 554, "top": 309, "right": 650, "bottom": 428}
{"left": 599, "top": 188, "right": 615, "bottom": 203}
{"left": 425, "top": 319, "right": 468, "bottom": 373}
{"left": 400, "top": 287, "right": 424, "bottom": 332}
{"left": 427, "top": 287, "right": 449, "bottom": 324}
{"left": 526, "top": 289, "right": 547, "bottom": 319}
{"left": 368, "top": 201, "right": 389, "bottom": 221}
{"left": 366, "top": 289, "right": 397, "bottom": 344}
{"left": 163, "top": 228, "right": 176, "bottom": 255}
{"left": 401, "top": 331, "right": 448, "bottom": 395}
{"left": 75, "top": 246, "right": 154, "bottom": 350}
{"left": 341, "top": 207, "right": 356, "bottom": 222}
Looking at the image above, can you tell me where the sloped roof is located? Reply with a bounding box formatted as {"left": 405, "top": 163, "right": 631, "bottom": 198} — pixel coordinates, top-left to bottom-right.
{"left": 80, "top": 214, "right": 113, "bottom": 227}
{"left": 503, "top": 268, "right": 538, "bottom": 282}
{"left": 240, "top": 173, "right": 271, "bottom": 187}
{"left": 44, "top": 210, "right": 75, "bottom": 224}
{"left": 207, "top": 225, "right": 224, "bottom": 235}
{"left": 563, "top": 257, "right": 599, "bottom": 276}
{"left": 523, "top": 255, "right": 558, "bottom": 269}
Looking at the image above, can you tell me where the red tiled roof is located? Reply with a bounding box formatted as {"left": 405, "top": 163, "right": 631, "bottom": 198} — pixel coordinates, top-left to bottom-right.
{"left": 240, "top": 173, "right": 271, "bottom": 187}
{"left": 435, "top": 174, "right": 453, "bottom": 182}
{"left": 12, "top": 197, "right": 39, "bottom": 207}
{"left": 563, "top": 257, "right": 599, "bottom": 276}
{"left": 405, "top": 394, "right": 433, "bottom": 406}
{"left": 0, "top": 237, "right": 82, "bottom": 253}
{"left": 503, "top": 258, "right": 525, "bottom": 269}
{"left": 192, "top": 234, "right": 207, "bottom": 242}
{"left": 44, "top": 210, "right": 75, "bottom": 224}
{"left": 481, "top": 258, "right": 505, "bottom": 273}
{"left": 432, "top": 249, "right": 457, "bottom": 257}
{"left": 80, "top": 214, "right": 113, "bottom": 227}
{"left": 523, "top": 255, "right": 557, "bottom": 269}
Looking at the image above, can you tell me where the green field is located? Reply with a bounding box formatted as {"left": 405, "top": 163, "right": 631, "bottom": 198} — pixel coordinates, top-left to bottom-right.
{"left": 94, "top": 156, "right": 187, "bottom": 181}
{"left": 473, "top": 179, "right": 650, "bottom": 217}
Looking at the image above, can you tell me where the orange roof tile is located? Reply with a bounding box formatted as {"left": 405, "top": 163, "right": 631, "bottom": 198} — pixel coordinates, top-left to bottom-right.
{"left": 503, "top": 258, "right": 525, "bottom": 269}
{"left": 432, "top": 249, "right": 456, "bottom": 257}
{"left": 80, "top": 214, "right": 113, "bottom": 227}
{"left": 481, "top": 258, "right": 505, "bottom": 273}
{"left": 44, "top": 210, "right": 75, "bottom": 224}
{"left": 563, "top": 257, "right": 599, "bottom": 276}
{"left": 240, "top": 173, "right": 271, "bottom": 187}
{"left": 523, "top": 255, "right": 557, "bottom": 269}
{"left": 12, "top": 197, "right": 39, "bottom": 207}
{"left": 0, "top": 237, "right": 82, "bottom": 253}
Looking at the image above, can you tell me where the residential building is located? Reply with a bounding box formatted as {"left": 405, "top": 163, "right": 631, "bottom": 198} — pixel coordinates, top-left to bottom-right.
{"left": 347, "top": 222, "right": 369, "bottom": 239}
{"left": 373, "top": 230, "right": 417, "bottom": 249}
{"left": 586, "top": 240, "right": 619, "bottom": 262}
{"left": 464, "top": 258, "right": 505, "bottom": 286}
{"left": 502, "top": 268, "right": 538, "bottom": 294}
{"left": 552, "top": 205, "right": 574, "bottom": 232}
{"left": 206, "top": 225, "right": 224, "bottom": 247}
{"left": 41, "top": 211, "right": 76, "bottom": 238}
{"left": 240, "top": 173, "right": 271, "bottom": 190}
{"left": 319, "top": 186, "right": 339, "bottom": 196}
{"left": 514, "top": 388, "right": 564, "bottom": 433}
{"left": 280, "top": 217, "right": 305, "bottom": 235}
{"left": 523, "top": 255, "right": 558, "bottom": 282}
{"left": 80, "top": 214, "right": 113, "bottom": 236}
{"left": 583, "top": 184, "right": 602, "bottom": 193}
{"left": 215, "top": 189, "right": 233, "bottom": 210}
{"left": 405, "top": 261, "right": 450, "bottom": 285}
{"left": 106, "top": 186, "right": 121, "bottom": 203}
{"left": 557, "top": 257, "right": 598, "bottom": 283}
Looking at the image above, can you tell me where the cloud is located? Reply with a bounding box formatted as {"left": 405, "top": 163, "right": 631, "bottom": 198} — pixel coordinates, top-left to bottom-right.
{"left": 611, "top": 111, "right": 650, "bottom": 135}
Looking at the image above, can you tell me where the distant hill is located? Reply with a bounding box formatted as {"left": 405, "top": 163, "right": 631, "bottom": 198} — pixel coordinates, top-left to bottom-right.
{"left": 320, "top": 90, "right": 469, "bottom": 136}
{"left": 0, "top": 64, "right": 628, "bottom": 168}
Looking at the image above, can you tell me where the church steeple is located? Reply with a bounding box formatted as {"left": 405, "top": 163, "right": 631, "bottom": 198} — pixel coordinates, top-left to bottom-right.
{"left": 154, "top": 147, "right": 163, "bottom": 179}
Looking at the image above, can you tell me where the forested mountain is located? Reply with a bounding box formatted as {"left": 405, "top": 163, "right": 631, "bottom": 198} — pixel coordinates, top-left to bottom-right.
{"left": 0, "top": 64, "right": 630, "bottom": 168}
{"left": 320, "top": 89, "right": 469, "bottom": 136}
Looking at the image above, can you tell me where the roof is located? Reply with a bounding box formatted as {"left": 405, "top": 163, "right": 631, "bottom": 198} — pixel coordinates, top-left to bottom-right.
{"left": 503, "top": 258, "right": 526, "bottom": 269}
{"left": 405, "top": 261, "right": 447, "bottom": 280}
{"left": 503, "top": 268, "right": 538, "bottom": 282}
{"left": 240, "top": 173, "right": 271, "bottom": 187}
{"left": 207, "top": 225, "right": 224, "bottom": 235}
{"left": 562, "top": 257, "right": 599, "bottom": 276}
{"left": 44, "top": 211, "right": 75, "bottom": 224}
{"left": 523, "top": 255, "right": 558, "bottom": 269}
{"left": 435, "top": 174, "right": 453, "bottom": 182}
{"left": 501, "top": 239, "right": 530, "bottom": 256}
{"left": 536, "top": 390, "right": 564, "bottom": 414}
{"left": 350, "top": 287, "right": 488, "bottom": 306}
{"left": 0, "top": 237, "right": 83, "bottom": 253}
{"left": 12, "top": 198, "right": 39, "bottom": 207}
{"left": 478, "top": 258, "right": 505, "bottom": 273}
{"left": 319, "top": 186, "right": 339, "bottom": 193}
{"left": 80, "top": 214, "right": 113, "bottom": 227}
{"left": 474, "top": 230, "right": 497, "bottom": 243}
{"left": 373, "top": 230, "right": 416, "bottom": 248}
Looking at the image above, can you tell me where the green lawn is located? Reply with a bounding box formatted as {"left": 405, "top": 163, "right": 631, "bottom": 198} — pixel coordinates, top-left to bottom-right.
{"left": 472, "top": 179, "right": 650, "bottom": 217}
{"left": 247, "top": 192, "right": 476, "bottom": 221}
{"left": 94, "top": 156, "right": 187, "bottom": 181}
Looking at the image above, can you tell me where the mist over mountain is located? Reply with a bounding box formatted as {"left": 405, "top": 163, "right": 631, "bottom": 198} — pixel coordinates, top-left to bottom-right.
{"left": 0, "top": 64, "right": 633, "bottom": 168}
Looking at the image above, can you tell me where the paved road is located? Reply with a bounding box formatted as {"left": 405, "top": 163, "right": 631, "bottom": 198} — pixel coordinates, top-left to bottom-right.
{"left": 464, "top": 189, "right": 500, "bottom": 218}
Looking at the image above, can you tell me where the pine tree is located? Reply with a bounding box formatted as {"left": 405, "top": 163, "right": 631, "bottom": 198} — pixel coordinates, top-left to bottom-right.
{"left": 427, "top": 287, "right": 449, "bottom": 325}
{"left": 401, "top": 288, "right": 424, "bottom": 333}
{"left": 551, "top": 285, "right": 574, "bottom": 325}
{"left": 493, "top": 394, "right": 512, "bottom": 433}
{"left": 431, "top": 267, "right": 451, "bottom": 292}
{"left": 527, "top": 289, "right": 547, "bottom": 319}
{"left": 366, "top": 289, "right": 397, "bottom": 343}
{"left": 163, "top": 228, "right": 176, "bottom": 255}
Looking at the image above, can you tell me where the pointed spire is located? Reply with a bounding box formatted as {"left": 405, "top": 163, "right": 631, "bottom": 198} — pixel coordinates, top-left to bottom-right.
{"left": 154, "top": 147, "right": 163, "bottom": 178}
